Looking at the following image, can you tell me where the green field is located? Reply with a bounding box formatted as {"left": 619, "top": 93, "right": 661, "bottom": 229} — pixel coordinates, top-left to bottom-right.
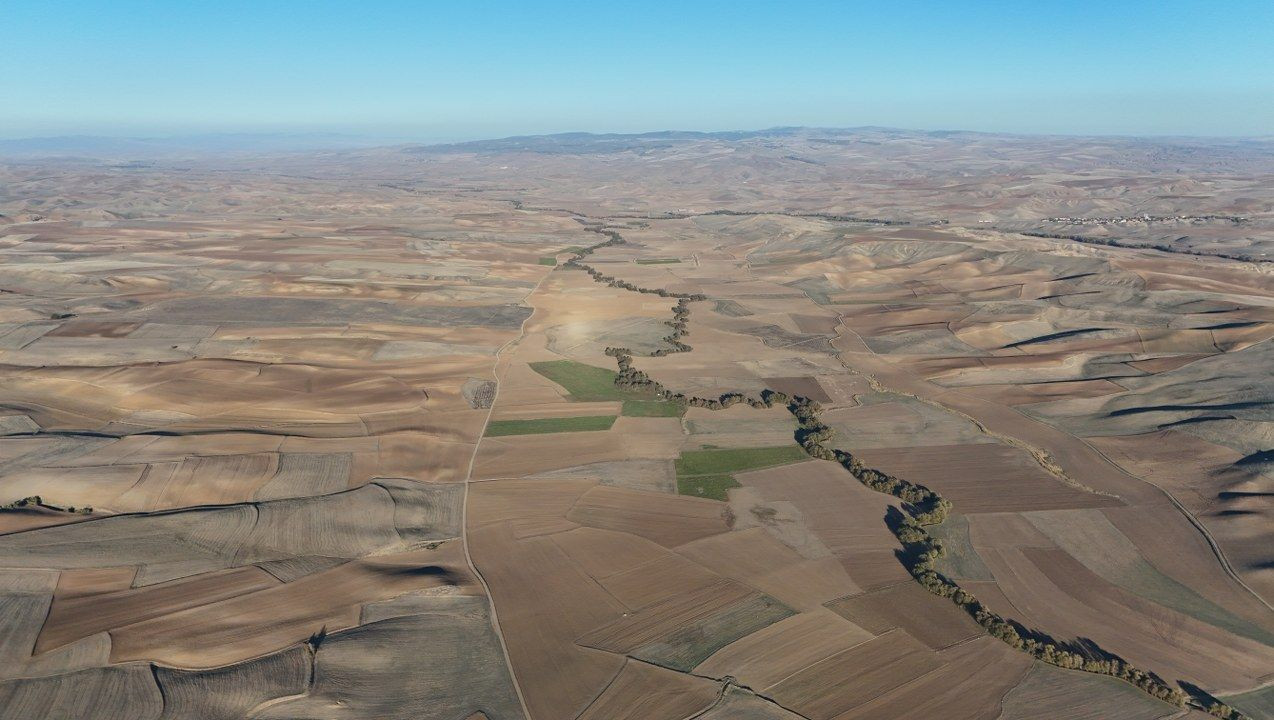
{"left": 674, "top": 445, "right": 807, "bottom": 500}
{"left": 529, "top": 360, "right": 683, "bottom": 417}
{"left": 486, "top": 415, "right": 616, "bottom": 436}
{"left": 538, "top": 256, "right": 558, "bottom": 266}
{"left": 675, "top": 445, "right": 807, "bottom": 476}
{"left": 676, "top": 473, "right": 741, "bottom": 501}
{"left": 636, "top": 258, "right": 682, "bottom": 265}
{"left": 530, "top": 360, "right": 627, "bottom": 401}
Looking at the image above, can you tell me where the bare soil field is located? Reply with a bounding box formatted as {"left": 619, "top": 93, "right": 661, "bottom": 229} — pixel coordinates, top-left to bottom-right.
{"left": 694, "top": 609, "right": 875, "bottom": 690}
{"left": 853, "top": 443, "right": 1122, "bottom": 513}
{"left": 766, "top": 629, "right": 945, "bottom": 718}
{"left": 826, "top": 580, "right": 984, "bottom": 650}
{"left": 576, "top": 659, "right": 717, "bottom": 720}
{"left": 999, "top": 662, "right": 1186, "bottom": 720}
{"left": 833, "top": 637, "right": 1033, "bottom": 720}
{"left": 1, "top": 128, "right": 1271, "bottom": 718}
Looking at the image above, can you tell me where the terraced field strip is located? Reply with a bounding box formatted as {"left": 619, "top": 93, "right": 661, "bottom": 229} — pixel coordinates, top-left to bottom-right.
{"left": 485, "top": 415, "right": 617, "bottom": 436}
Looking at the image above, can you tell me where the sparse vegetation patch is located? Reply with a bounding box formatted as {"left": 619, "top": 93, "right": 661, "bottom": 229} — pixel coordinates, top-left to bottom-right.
{"left": 676, "top": 473, "right": 740, "bottom": 501}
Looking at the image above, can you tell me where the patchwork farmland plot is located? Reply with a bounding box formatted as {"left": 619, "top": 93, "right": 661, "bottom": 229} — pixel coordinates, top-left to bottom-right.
{"left": 674, "top": 445, "right": 808, "bottom": 499}
{"left": 529, "top": 359, "right": 684, "bottom": 416}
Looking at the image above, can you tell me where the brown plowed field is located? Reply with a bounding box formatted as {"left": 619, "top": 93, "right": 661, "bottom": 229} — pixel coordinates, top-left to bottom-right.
{"left": 695, "top": 609, "right": 874, "bottom": 690}
{"left": 565, "top": 485, "right": 730, "bottom": 547}
{"left": 854, "top": 443, "right": 1122, "bottom": 513}
{"left": 577, "top": 659, "right": 718, "bottom": 720}
{"left": 767, "top": 629, "right": 944, "bottom": 719}
{"left": 826, "top": 581, "right": 984, "bottom": 650}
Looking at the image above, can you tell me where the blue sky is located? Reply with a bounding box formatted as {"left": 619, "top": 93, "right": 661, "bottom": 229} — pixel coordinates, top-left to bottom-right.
{"left": 4, "top": 0, "right": 1272, "bottom": 139}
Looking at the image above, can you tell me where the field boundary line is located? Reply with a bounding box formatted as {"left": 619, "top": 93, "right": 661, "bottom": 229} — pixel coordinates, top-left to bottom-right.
{"left": 457, "top": 266, "right": 555, "bottom": 720}
{"left": 1081, "top": 438, "right": 1274, "bottom": 615}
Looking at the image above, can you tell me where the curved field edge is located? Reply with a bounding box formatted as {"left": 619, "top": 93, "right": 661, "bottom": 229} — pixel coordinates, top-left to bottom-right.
{"left": 0, "top": 595, "right": 522, "bottom": 720}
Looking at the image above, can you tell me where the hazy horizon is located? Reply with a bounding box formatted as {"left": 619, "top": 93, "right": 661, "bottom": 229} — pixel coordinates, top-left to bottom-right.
{"left": 4, "top": 122, "right": 1274, "bottom": 144}
{"left": 3, "top": 124, "right": 1273, "bottom": 160}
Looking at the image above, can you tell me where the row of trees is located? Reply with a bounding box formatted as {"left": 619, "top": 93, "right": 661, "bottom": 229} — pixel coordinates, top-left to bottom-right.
{"left": 566, "top": 228, "right": 707, "bottom": 306}
{"left": 574, "top": 228, "right": 626, "bottom": 256}
{"left": 787, "top": 395, "right": 950, "bottom": 518}
{"left": 611, "top": 347, "right": 768, "bottom": 410}
{"left": 787, "top": 390, "right": 1190, "bottom": 708}
{"left": 652, "top": 298, "right": 695, "bottom": 356}
{"left": 892, "top": 510, "right": 1189, "bottom": 705}
{"left": 1, "top": 495, "right": 93, "bottom": 514}
{"left": 560, "top": 233, "right": 707, "bottom": 363}
{"left": 565, "top": 225, "right": 1231, "bottom": 717}
{"left": 607, "top": 209, "right": 908, "bottom": 226}
{"left": 1021, "top": 231, "right": 1260, "bottom": 263}
{"left": 566, "top": 258, "right": 708, "bottom": 303}
{"left": 781, "top": 388, "right": 1188, "bottom": 707}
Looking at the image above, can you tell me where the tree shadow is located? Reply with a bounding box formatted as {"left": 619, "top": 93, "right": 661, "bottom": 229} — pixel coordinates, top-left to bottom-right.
{"left": 1179, "top": 680, "right": 1232, "bottom": 714}
{"left": 876, "top": 504, "right": 1192, "bottom": 707}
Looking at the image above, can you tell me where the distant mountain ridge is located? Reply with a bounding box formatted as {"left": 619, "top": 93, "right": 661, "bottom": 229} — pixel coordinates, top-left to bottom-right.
{"left": 7, "top": 127, "right": 1271, "bottom": 160}
{"left": 399, "top": 126, "right": 994, "bottom": 155}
